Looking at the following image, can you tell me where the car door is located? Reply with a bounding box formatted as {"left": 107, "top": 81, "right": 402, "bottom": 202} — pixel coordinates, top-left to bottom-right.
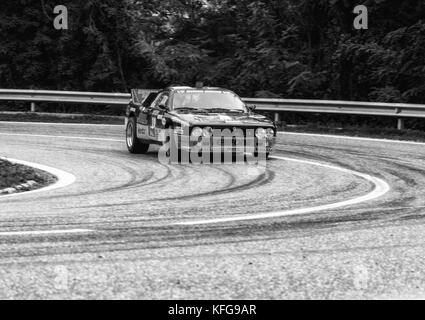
{"left": 147, "top": 91, "right": 170, "bottom": 142}
{"left": 135, "top": 92, "right": 159, "bottom": 140}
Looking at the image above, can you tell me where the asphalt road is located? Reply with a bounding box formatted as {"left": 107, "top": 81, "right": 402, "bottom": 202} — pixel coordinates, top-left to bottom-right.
{"left": 1, "top": 121, "right": 425, "bottom": 299}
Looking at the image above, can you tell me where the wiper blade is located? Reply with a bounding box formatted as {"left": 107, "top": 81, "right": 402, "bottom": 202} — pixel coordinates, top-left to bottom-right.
{"left": 175, "top": 107, "right": 207, "bottom": 112}
{"left": 205, "top": 108, "right": 244, "bottom": 113}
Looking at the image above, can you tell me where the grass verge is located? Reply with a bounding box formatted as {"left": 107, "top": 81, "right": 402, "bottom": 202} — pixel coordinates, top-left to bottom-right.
{"left": 0, "top": 158, "right": 57, "bottom": 193}
{"left": 284, "top": 124, "right": 425, "bottom": 143}
{"left": 0, "top": 112, "right": 123, "bottom": 124}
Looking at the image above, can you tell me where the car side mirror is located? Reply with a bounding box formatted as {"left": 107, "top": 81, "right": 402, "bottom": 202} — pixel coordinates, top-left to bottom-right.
{"left": 158, "top": 104, "right": 168, "bottom": 111}
{"left": 248, "top": 104, "right": 256, "bottom": 112}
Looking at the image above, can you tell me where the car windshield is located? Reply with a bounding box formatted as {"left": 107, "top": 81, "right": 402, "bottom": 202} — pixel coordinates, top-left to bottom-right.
{"left": 172, "top": 90, "right": 246, "bottom": 112}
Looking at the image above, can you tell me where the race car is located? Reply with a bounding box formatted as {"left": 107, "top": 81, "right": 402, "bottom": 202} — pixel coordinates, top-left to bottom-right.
{"left": 125, "top": 86, "right": 276, "bottom": 160}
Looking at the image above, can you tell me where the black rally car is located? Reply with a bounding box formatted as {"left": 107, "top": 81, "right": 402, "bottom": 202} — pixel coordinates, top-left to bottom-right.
{"left": 125, "top": 86, "right": 276, "bottom": 158}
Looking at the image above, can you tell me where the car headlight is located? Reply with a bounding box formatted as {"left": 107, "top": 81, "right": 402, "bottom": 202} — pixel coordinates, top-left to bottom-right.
{"left": 255, "top": 128, "right": 267, "bottom": 139}
{"left": 191, "top": 127, "right": 203, "bottom": 138}
{"left": 266, "top": 128, "right": 275, "bottom": 138}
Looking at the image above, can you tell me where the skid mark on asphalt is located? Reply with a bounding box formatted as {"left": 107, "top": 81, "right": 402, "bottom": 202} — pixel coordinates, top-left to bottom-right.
{"left": 173, "top": 155, "right": 391, "bottom": 226}
{"left": 0, "top": 229, "right": 94, "bottom": 237}
{"left": 146, "top": 165, "right": 271, "bottom": 202}
{"left": 0, "top": 130, "right": 391, "bottom": 231}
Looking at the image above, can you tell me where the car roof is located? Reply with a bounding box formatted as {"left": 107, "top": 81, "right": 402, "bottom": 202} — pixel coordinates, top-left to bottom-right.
{"left": 165, "top": 86, "right": 231, "bottom": 92}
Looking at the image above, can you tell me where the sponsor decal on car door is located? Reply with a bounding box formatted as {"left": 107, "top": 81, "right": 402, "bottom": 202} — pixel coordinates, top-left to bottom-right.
{"left": 137, "top": 107, "right": 150, "bottom": 139}
{"left": 148, "top": 93, "right": 168, "bottom": 141}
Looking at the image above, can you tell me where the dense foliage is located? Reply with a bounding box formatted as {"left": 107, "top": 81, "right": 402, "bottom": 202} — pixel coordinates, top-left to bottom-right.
{"left": 0, "top": 0, "right": 424, "bottom": 103}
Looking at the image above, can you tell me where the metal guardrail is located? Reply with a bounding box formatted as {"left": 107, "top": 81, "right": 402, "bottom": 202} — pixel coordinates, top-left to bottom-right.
{"left": 0, "top": 89, "right": 130, "bottom": 111}
{"left": 244, "top": 98, "right": 425, "bottom": 130}
{"left": 2, "top": 89, "right": 425, "bottom": 130}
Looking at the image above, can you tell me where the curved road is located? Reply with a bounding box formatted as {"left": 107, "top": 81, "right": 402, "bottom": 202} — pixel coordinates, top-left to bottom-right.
{"left": 1, "top": 121, "right": 425, "bottom": 299}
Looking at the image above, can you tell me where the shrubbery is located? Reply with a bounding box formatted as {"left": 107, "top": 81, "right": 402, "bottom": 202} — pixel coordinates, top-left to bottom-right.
{"left": 0, "top": 0, "right": 424, "bottom": 111}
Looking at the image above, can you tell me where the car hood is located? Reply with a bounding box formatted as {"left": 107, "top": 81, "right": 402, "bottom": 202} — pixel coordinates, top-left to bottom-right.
{"left": 168, "top": 111, "right": 274, "bottom": 128}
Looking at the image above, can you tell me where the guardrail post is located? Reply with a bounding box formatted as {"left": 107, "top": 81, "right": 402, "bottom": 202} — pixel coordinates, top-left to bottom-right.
{"left": 274, "top": 112, "right": 280, "bottom": 124}
{"left": 30, "top": 102, "right": 36, "bottom": 112}
{"left": 397, "top": 118, "right": 405, "bottom": 131}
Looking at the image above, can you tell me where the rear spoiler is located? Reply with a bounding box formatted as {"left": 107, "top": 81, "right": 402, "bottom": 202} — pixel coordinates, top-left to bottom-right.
{"left": 131, "top": 89, "right": 159, "bottom": 105}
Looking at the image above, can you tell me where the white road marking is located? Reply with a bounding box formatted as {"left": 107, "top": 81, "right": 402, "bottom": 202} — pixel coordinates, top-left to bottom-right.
{"left": 0, "top": 132, "right": 122, "bottom": 142}
{"left": 0, "top": 229, "right": 94, "bottom": 237}
{"left": 278, "top": 131, "right": 425, "bottom": 146}
{"left": 174, "top": 155, "right": 391, "bottom": 226}
{"left": 0, "top": 158, "right": 76, "bottom": 199}
{"left": 0, "top": 121, "right": 123, "bottom": 127}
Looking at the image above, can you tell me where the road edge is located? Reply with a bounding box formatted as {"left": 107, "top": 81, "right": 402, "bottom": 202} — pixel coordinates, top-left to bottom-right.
{"left": 0, "top": 157, "right": 76, "bottom": 199}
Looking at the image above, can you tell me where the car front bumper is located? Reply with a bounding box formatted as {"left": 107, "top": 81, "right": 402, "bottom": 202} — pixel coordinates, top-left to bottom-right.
{"left": 177, "top": 136, "right": 276, "bottom": 154}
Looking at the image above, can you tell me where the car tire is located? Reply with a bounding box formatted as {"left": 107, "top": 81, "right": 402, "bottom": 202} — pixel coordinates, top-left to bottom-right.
{"left": 253, "top": 150, "right": 270, "bottom": 160}
{"left": 126, "top": 117, "right": 149, "bottom": 154}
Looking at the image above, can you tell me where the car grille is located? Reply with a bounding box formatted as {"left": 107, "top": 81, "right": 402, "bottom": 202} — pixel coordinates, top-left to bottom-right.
{"left": 200, "top": 127, "right": 257, "bottom": 149}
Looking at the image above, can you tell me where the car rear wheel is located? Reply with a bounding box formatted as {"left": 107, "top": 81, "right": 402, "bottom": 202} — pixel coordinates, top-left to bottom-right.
{"left": 126, "top": 117, "right": 149, "bottom": 154}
